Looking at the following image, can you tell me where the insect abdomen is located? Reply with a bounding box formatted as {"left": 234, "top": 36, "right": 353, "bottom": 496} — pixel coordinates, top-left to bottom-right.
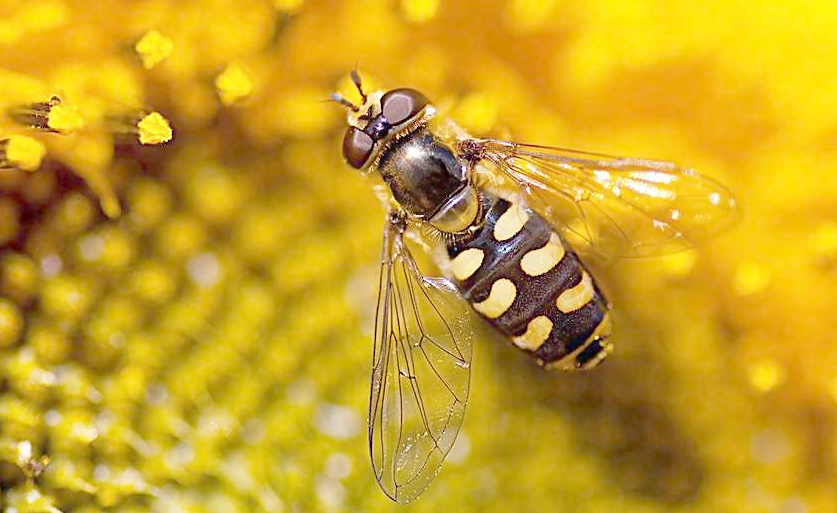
{"left": 446, "top": 197, "right": 613, "bottom": 371}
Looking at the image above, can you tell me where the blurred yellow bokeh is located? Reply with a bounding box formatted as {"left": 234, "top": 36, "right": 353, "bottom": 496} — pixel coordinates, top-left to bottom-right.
{"left": 1, "top": 0, "right": 836, "bottom": 511}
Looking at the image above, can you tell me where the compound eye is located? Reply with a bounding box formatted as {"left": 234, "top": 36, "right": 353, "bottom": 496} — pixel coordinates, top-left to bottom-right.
{"left": 342, "top": 127, "right": 374, "bottom": 169}
{"left": 381, "top": 88, "right": 429, "bottom": 126}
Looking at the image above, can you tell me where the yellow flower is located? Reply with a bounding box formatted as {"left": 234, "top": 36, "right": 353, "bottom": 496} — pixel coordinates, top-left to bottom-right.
{"left": 0, "top": 1, "right": 835, "bottom": 512}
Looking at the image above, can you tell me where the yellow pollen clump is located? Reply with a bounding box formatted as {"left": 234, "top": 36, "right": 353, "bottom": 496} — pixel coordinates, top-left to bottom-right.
{"left": 134, "top": 30, "right": 174, "bottom": 69}
{"left": 136, "top": 112, "right": 173, "bottom": 145}
{"left": 747, "top": 360, "right": 785, "bottom": 393}
{"left": 1, "top": 136, "right": 46, "bottom": 171}
{"left": 46, "top": 104, "right": 84, "bottom": 135}
{"left": 215, "top": 64, "right": 254, "bottom": 106}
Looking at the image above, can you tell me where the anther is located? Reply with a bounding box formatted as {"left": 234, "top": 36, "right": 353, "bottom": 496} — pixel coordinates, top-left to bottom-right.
{"left": 0, "top": 136, "right": 47, "bottom": 171}
{"left": 9, "top": 96, "right": 84, "bottom": 135}
{"left": 110, "top": 111, "right": 173, "bottom": 145}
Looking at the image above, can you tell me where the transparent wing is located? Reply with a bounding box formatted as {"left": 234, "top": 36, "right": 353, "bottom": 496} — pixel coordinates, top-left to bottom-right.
{"left": 369, "top": 215, "right": 473, "bottom": 503}
{"left": 470, "top": 139, "right": 738, "bottom": 257}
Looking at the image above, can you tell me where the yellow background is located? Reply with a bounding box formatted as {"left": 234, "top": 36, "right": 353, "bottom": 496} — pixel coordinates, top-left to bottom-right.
{"left": 0, "top": 0, "right": 836, "bottom": 511}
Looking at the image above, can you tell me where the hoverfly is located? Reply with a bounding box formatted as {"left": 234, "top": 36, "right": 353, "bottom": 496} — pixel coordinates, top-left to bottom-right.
{"left": 332, "top": 71, "right": 737, "bottom": 503}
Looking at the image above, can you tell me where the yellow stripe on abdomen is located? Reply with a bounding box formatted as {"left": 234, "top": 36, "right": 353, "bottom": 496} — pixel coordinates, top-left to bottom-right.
{"left": 556, "top": 271, "right": 595, "bottom": 313}
{"left": 472, "top": 278, "right": 517, "bottom": 319}
{"left": 520, "top": 233, "right": 565, "bottom": 277}
{"left": 450, "top": 248, "right": 484, "bottom": 281}
{"left": 512, "top": 315, "right": 553, "bottom": 350}
{"left": 493, "top": 202, "right": 529, "bottom": 241}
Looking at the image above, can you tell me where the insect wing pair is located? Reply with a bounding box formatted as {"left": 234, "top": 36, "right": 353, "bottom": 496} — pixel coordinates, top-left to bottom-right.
{"left": 367, "top": 138, "right": 736, "bottom": 502}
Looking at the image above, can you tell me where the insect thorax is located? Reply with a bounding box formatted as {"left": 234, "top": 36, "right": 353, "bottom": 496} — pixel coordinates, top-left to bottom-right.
{"left": 376, "top": 128, "right": 480, "bottom": 232}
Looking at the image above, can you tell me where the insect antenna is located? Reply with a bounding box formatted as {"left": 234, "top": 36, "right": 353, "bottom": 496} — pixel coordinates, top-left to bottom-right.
{"left": 328, "top": 92, "right": 360, "bottom": 112}
{"left": 350, "top": 68, "right": 368, "bottom": 103}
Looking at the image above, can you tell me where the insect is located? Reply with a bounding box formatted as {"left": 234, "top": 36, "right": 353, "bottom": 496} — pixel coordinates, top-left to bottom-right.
{"left": 332, "top": 71, "right": 737, "bottom": 503}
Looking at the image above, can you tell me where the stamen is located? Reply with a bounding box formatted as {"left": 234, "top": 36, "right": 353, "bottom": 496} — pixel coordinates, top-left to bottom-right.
{"left": 350, "top": 68, "right": 367, "bottom": 102}
{"left": 110, "top": 111, "right": 173, "bottom": 145}
{"left": 0, "top": 136, "right": 47, "bottom": 171}
{"left": 136, "top": 112, "right": 173, "bottom": 145}
{"left": 9, "top": 96, "right": 84, "bottom": 135}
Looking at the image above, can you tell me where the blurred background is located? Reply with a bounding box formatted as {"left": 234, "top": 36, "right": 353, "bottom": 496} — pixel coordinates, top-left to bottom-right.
{"left": 0, "top": 0, "right": 836, "bottom": 511}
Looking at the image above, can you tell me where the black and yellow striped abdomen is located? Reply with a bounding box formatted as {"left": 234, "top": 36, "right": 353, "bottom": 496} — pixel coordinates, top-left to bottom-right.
{"left": 446, "top": 196, "right": 613, "bottom": 370}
